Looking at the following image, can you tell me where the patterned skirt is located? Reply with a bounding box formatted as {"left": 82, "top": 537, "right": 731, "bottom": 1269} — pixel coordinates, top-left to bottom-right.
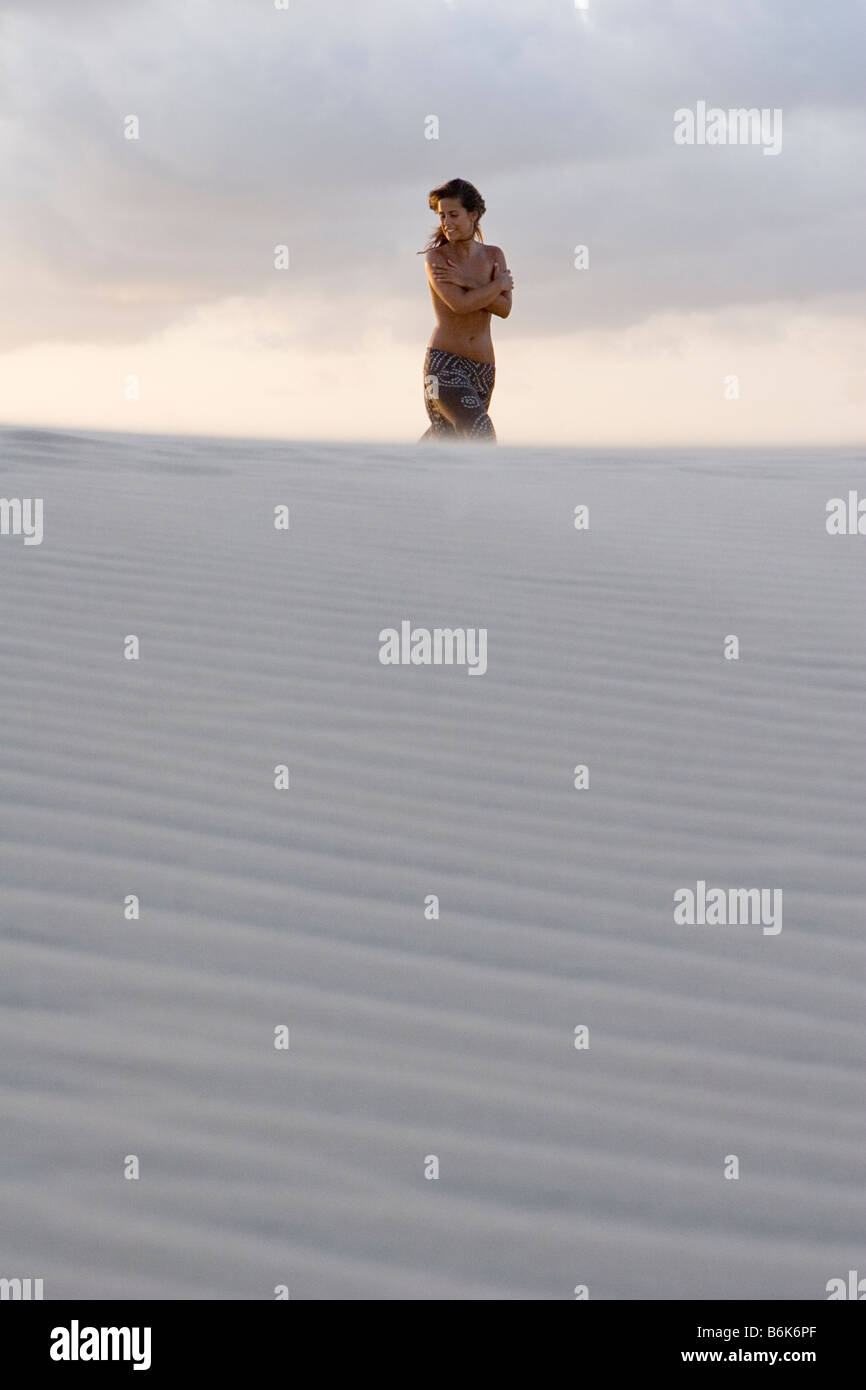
{"left": 421, "top": 348, "right": 496, "bottom": 441}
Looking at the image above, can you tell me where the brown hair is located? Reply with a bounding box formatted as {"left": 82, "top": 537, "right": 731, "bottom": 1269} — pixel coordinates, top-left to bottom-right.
{"left": 419, "top": 178, "right": 486, "bottom": 253}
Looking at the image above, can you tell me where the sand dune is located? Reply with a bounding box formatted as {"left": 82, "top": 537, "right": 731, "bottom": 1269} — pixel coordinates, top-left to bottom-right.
{"left": 0, "top": 428, "right": 864, "bottom": 1298}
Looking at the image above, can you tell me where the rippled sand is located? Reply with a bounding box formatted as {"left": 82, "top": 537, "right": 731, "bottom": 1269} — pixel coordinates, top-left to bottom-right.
{"left": 1, "top": 428, "right": 864, "bottom": 1299}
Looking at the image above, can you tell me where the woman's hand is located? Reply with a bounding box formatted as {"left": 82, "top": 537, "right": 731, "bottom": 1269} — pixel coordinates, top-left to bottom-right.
{"left": 496, "top": 268, "right": 514, "bottom": 293}
{"left": 431, "top": 258, "right": 476, "bottom": 289}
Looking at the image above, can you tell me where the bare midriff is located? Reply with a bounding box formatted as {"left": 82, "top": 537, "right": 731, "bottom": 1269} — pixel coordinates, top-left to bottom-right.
{"left": 427, "top": 243, "right": 497, "bottom": 364}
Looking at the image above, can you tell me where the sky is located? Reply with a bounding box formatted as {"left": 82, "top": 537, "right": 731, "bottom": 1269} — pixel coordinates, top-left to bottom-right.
{"left": 1, "top": 0, "right": 864, "bottom": 445}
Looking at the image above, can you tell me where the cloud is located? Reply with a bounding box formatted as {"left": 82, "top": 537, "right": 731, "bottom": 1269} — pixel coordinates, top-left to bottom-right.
{"left": 0, "top": 0, "right": 863, "bottom": 356}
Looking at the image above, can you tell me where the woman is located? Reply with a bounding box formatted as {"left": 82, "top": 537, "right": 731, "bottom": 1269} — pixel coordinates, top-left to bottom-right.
{"left": 419, "top": 178, "right": 513, "bottom": 442}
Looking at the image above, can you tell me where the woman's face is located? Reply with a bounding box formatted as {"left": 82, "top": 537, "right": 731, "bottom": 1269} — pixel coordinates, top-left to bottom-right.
{"left": 436, "top": 197, "right": 476, "bottom": 243}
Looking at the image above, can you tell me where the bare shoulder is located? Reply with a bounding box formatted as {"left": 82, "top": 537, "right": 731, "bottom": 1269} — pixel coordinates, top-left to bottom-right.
{"left": 485, "top": 244, "right": 506, "bottom": 264}
{"left": 425, "top": 246, "right": 447, "bottom": 263}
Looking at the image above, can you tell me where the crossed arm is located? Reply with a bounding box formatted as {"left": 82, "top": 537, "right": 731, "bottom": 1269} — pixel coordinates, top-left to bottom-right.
{"left": 426, "top": 247, "right": 513, "bottom": 317}
{"left": 486, "top": 247, "right": 513, "bottom": 318}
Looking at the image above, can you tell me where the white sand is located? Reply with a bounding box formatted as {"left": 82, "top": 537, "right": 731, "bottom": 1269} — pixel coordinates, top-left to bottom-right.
{"left": 1, "top": 427, "right": 864, "bottom": 1299}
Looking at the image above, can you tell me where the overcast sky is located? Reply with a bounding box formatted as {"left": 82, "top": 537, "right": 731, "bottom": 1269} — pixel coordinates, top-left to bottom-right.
{"left": 1, "top": 0, "right": 864, "bottom": 444}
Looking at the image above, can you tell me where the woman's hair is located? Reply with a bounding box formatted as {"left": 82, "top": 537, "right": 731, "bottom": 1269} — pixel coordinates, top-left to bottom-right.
{"left": 418, "top": 178, "right": 486, "bottom": 253}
